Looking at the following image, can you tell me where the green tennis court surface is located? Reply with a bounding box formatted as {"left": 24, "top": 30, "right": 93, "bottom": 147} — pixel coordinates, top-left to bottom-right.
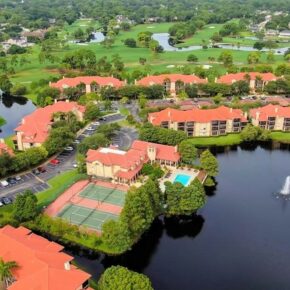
{"left": 79, "top": 183, "right": 126, "bottom": 206}
{"left": 58, "top": 204, "right": 118, "bottom": 231}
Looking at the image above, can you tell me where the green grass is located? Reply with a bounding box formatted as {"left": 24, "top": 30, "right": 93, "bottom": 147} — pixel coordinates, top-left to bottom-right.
{"left": 189, "top": 133, "right": 242, "bottom": 147}
{"left": 37, "top": 170, "right": 87, "bottom": 208}
{"left": 270, "top": 132, "right": 290, "bottom": 143}
{"left": 0, "top": 204, "right": 14, "bottom": 226}
{"left": 119, "top": 106, "right": 130, "bottom": 116}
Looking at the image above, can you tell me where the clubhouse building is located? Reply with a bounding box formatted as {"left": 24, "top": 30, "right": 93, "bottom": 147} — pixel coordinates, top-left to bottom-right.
{"left": 148, "top": 106, "right": 248, "bottom": 137}
{"left": 50, "top": 76, "right": 124, "bottom": 94}
{"left": 250, "top": 104, "right": 290, "bottom": 131}
{"left": 136, "top": 74, "right": 207, "bottom": 97}
{"left": 86, "top": 140, "right": 180, "bottom": 184}
{"left": 0, "top": 225, "right": 92, "bottom": 290}
{"left": 14, "top": 101, "right": 85, "bottom": 151}
{"left": 216, "top": 72, "right": 278, "bottom": 92}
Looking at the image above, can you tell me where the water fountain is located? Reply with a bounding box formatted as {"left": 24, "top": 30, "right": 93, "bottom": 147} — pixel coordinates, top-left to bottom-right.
{"left": 280, "top": 176, "right": 290, "bottom": 195}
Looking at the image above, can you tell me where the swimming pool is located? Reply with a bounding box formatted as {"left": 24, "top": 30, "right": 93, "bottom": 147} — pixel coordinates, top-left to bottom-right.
{"left": 173, "top": 174, "right": 191, "bottom": 186}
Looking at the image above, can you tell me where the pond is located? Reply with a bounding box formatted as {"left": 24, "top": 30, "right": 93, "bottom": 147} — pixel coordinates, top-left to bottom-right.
{"left": 70, "top": 143, "right": 290, "bottom": 290}
{"left": 0, "top": 96, "right": 36, "bottom": 138}
{"left": 152, "top": 33, "right": 289, "bottom": 55}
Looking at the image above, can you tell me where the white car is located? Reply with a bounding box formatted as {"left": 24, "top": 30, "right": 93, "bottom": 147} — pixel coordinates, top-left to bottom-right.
{"left": 0, "top": 201, "right": 3, "bottom": 207}
{"left": 64, "top": 146, "right": 74, "bottom": 151}
{"left": 15, "top": 176, "right": 22, "bottom": 181}
{"left": 87, "top": 126, "right": 95, "bottom": 131}
{"left": 73, "top": 163, "right": 78, "bottom": 168}
{"left": 73, "top": 139, "right": 80, "bottom": 144}
{"left": 0, "top": 180, "right": 9, "bottom": 187}
{"left": 92, "top": 121, "right": 100, "bottom": 126}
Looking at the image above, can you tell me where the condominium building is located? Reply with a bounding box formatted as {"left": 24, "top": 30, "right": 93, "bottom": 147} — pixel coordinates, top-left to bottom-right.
{"left": 0, "top": 225, "right": 92, "bottom": 290}
{"left": 148, "top": 106, "right": 248, "bottom": 137}
{"left": 136, "top": 74, "right": 207, "bottom": 97}
{"left": 14, "top": 101, "right": 85, "bottom": 151}
{"left": 216, "top": 72, "right": 278, "bottom": 92}
{"left": 86, "top": 140, "right": 180, "bottom": 184}
{"left": 50, "top": 76, "right": 124, "bottom": 94}
{"left": 250, "top": 104, "right": 290, "bottom": 131}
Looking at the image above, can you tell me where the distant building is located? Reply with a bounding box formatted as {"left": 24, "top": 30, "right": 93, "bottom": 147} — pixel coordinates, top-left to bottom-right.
{"left": 279, "top": 30, "right": 290, "bottom": 38}
{"left": 0, "top": 139, "right": 14, "bottom": 156}
{"left": 86, "top": 140, "right": 180, "bottom": 184}
{"left": 0, "top": 225, "right": 92, "bottom": 290}
{"left": 250, "top": 104, "right": 290, "bottom": 131}
{"left": 14, "top": 101, "right": 85, "bottom": 151}
{"left": 216, "top": 72, "right": 278, "bottom": 92}
{"left": 265, "top": 29, "right": 279, "bottom": 36}
{"left": 136, "top": 74, "right": 207, "bottom": 97}
{"left": 148, "top": 106, "right": 248, "bottom": 137}
{"left": 50, "top": 76, "right": 125, "bottom": 95}
{"left": 21, "top": 29, "right": 48, "bottom": 40}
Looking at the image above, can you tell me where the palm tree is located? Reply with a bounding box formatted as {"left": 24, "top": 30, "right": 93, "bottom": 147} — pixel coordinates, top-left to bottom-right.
{"left": 0, "top": 258, "right": 18, "bottom": 290}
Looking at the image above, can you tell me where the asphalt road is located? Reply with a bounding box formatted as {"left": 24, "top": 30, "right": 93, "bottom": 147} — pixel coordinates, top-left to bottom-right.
{"left": 0, "top": 112, "right": 138, "bottom": 201}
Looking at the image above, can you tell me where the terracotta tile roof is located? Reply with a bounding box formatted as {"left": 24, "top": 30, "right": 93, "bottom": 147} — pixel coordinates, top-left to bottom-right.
{"left": 148, "top": 106, "right": 247, "bottom": 125}
{"left": 0, "top": 225, "right": 91, "bottom": 290}
{"left": 86, "top": 140, "right": 180, "bottom": 179}
{"left": 217, "top": 72, "right": 277, "bottom": 85}
{"left": 51, "top": 76, "right": 124, "bottom": 90}
{"left": 250, "top": 104, "right": 290, "bottom": 121}
{"left": 15, "top": 101, "right": 85, "bottom": 145}
{"left": 137, "top": 74, "right": 207, "bottom": 86}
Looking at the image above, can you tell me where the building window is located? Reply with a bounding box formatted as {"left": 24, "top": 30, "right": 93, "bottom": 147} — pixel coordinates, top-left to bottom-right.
{"left": 163, "top": 79, "right": 171, "bottom": 92}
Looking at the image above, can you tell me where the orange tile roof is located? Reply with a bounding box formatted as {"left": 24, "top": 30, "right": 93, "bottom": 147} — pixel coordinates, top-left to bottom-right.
{"left": 0, "top": 225, "right": 91, "bottom": 290}
{"left": 217, "top": 72, "right": 277, "bottom": 85}
{"left": 137, "top": 74, "right": 207, "bottom": 86}
{"left": 250, "top": 104, "right": 290, "bottom": 121}
{"left": 15, "top": 101, "right": 85, "bottom": 144}
{"left": 50, "top": 76, "right": 124, "bottom": 90}
{"left": 148, "top": 106, "right": 247, "bottom": 125}
{"left": 86, "top": 140, "right": 180, "bottom": 179}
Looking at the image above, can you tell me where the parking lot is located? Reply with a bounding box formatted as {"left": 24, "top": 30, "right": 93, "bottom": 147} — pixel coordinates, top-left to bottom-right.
{"left": 0, "top": 113, "right": 129, "bottom": 204}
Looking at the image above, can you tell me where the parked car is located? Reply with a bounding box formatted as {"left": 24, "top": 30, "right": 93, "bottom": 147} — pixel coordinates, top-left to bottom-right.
{"left": 37, "top": 166, "right": 46, "bottom": 173}
{"left": 99, "top": 117, "right": 106, "bottom": 121}
{"left": 0, "top": 200, "right": 3, "bottom": 207}
{"left": 15, "top": 175, "right": 22, "bottom": 181}
{"left": 73, "top": 139, "right": 80, "bottom": 144}
{"left": 64, "top": 146, "right": 74, "bottom": 151}
{"left": 32, "top": 169, "right": 40, "bottom": 175}
{"left": 50, "top": 159, "right": 60, "bottom": 165}
{"left": 0, "top": 180, "right": 9, "bottom": 187}
{"left": 87, "top": 126, "right": 95, "bottom": 131}
{"left": 73, "top": 162, "right": 78, "bottom": 168}
{"left": 1, "top": 197, "right": 12, "bottom": 205}
{"left": 92, "top": 121, "right": 100, "bottom": 126}
{"left": 7, "top": 177, "right": 16, "bottom": 185}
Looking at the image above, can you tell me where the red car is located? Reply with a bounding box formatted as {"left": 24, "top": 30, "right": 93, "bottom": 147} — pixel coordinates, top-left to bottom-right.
{"left": 50, "top": 159, "right": 60, "bottom": 165}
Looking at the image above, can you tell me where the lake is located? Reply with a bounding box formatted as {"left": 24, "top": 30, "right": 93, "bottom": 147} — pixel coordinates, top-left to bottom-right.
{"left": 71, "top": 143, "right": 290, "bottom": 290}
{"left": 152, "top": 33, "right": 289, "bottom": 55}
{"left": 0, "top": 96, "right": 36, "bottom": 138}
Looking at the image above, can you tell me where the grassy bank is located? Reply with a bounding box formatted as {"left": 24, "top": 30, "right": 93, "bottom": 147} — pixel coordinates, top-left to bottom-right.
{"left": 189, "top": 133, "right": 242, "bottom": 147}
{"left": 270, "top": 132, "right": 290, "bottom": 143}
{"left": 36, "top": 170, "right": 87, "bottom": 208}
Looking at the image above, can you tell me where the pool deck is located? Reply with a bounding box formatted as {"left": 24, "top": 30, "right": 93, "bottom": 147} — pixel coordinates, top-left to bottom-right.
{"left": 160, "top": 168, "right": 200, "bottom": 191}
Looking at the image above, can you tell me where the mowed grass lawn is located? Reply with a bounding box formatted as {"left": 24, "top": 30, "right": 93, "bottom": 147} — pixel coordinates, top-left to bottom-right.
{"left": 270, "top": 132, "right": 290, "bottom": 143}
{"left": 188, "top": 133, "right": 242, "bottom": 147}
{"left": 8, "top": 20, "right": 287, "bottom": 91}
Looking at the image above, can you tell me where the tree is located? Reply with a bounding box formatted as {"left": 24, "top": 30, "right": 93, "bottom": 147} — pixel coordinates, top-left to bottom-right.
{"left": 0, "top": 153, "right": 12, "bottom": 177}
{"left": 97, "top": 266, "right": 153, "bottom": 290}
{"left": 12, "top": 190, "right": 38, "bottom": 222}
{"left": 187, "top": 54, "right": 198, "bottom": 63}
{"left": 200, "top": 150, "right": 218, "bottom": 177}
{"left": 247, "top": 52, "right": 260, "bottom": 64}
{"left": 253, "top": 41, "right": 264, "bottom": 50}
{"left": 149, "top": 39, "right": 163, "bottom": 54}
{"left": 0, "top": 75, "right": 12, "bottom": 94}
{"left": 124, "top": 38, "right": 137, "bottom": 48}
{"left": 0, "top": 258, "right": 18, "bottom": 289}
{"left": 266, "top": 51, "right": 275, "bottom": 63}
{"left": 231, "top": 80, "right": 250, "bottom": 95}
{"left": 211, "top": 32, "right": 223, "bottom": 42}
{"left": 240, "top": 124, "right": 270, "bottom": 142}
{"left": 84, "top": 103, "right": 101, "bottom": 121}
{"left": 78, "top": 133, "right": 109, "bottom": 154}
{"left": 184, "top": 84, "right": 198, "bottom": 98}
{"left": 102, "top": 220, "right": 132, "bottom": 253}
{"left": 178, "top": 140, "right": 198, "bottom": 164}
{"left": 11, "top": 84, "right": 27, "bottom": 96}
{"left": 137, "top": 31, "right": 153, "bottom": 47}
{"left": 218, "top": 51, "right": 233, "bottom": 66}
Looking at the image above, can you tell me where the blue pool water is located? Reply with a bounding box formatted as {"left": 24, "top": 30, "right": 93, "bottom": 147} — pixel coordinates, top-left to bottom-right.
{"left": 173, "top": 174, "right": 191, "bottom": 186}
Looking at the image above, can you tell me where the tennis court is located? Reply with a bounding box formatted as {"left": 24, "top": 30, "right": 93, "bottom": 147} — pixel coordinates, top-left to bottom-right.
{"left": 58, "top": 203, "right": 118, "bottom": 231}
{"left": 79, "top": 183, "right": 126, "bottom": 206}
